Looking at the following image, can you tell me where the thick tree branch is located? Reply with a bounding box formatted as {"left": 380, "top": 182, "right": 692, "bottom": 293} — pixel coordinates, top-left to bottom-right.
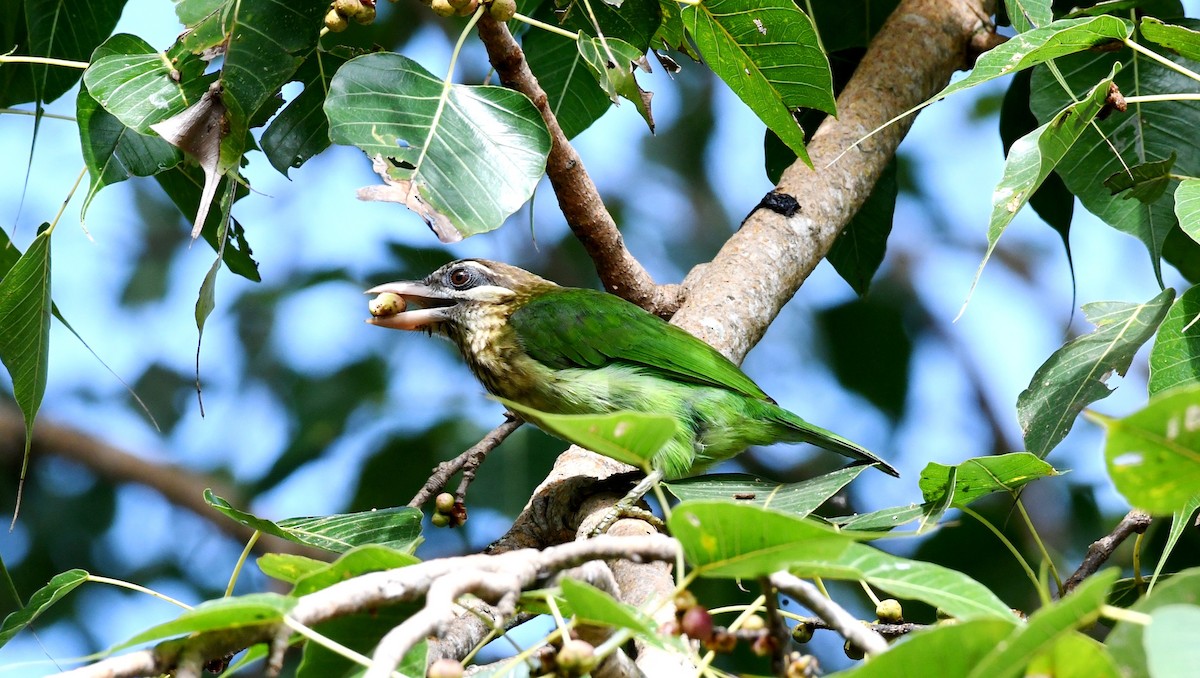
{"left": 1062, "top": 509, "right": 1152, "bottom": 594}
{"left": 0, "top": 407, "right": 317, "bottom": 558}
{"left": 673, "top": 0, "right": 997, "bottom": 361}
{"left": 475, "top": 16, "right": 681, "bottom": 316}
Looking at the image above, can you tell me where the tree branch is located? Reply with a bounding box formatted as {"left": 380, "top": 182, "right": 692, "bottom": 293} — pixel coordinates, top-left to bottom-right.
{"left": 769, "top": 572, "right": 889, "bottom": 657}
{"left": 475, "top": 16, "right": 681, "bottom": 316}
{"left": 0, "top": 406, "right": 318, "bottom": 558}
{"left": 673, "top": 0, "right": 997, "bottom": 361}
{"left": 1062, "top": 509, "right": 1152, "bottom": 594}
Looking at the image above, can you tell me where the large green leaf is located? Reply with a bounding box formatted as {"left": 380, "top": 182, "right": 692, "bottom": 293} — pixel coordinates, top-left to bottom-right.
{"left": 577, "top": 36, "right": 653, "bottom": 130}
{"left": 664, "top": 466, "right": 867, "bottom": 516}
{"left": 0, "top": 0, "right": 127, "bottom": 106}
{"left": 291, "top": 545, "right": 419, "bottom": 597}
{"left": 966, "top": 569, "right": 1118, "bottom": 678}
{"left": 938, "top": 16, "right": 1132, "bottom": 100}
{"left": 82, "top": 37, "right": 211, "bottom": 133}
{"left": 1149, "top": 284, "right": 1200, "bottom": 395}
{"left": 559, "top": 0, "right": 662, "bottom": 52}
{"left": 1099, "top": 384, "right": 1200, "bottom": 515}
{"left": 114, "top": 593, "right": 295, "bottom": 651}
{"left": 919, "top": 453, "right": 1059, "bottom": 507}
{"left": 77, "top": 34, "right": 184, "bottom": 219}
{"left": 791, "top": 543, "right": 1016, "bottom": 621}
{"left": 1030, "top": 35, "right": 1200, "bottom": 283}
{"left": 261, "top": 49, "right": 348, "bottom": 175}
{"left": 969, "top": 69, "right": 1116, "bottom": 305}
{"left": 154, "top": 166, "right": 261, "bottom": 281}
{"left": 1177, "top": 178, "right": 1200, "bottom": 243}
{"left": 0, "top": 227, "right": 53, "bottom": 500}
{"left": 668, "top": 501, "right": 858, "bottom": 578}
{"left": 829, "top": 620, "right": 1019, "bottom": 678}
{"left": 559, "top": 579, "right": 670, "bottom": 650}
{"left": 205, "top": 490, "right": 423, "bottom": 554}
{"left": 1005, "top": 0, "right": 1052, "bottom": 33}
{"left": 1108, "top": 567, "right": 1200, "bottom": 678}
{"left": 1145, "top": 605, "right": 1200, "bottom": 677}
{"left": 1140, "top": 17, "right": 1200, "bottom": 62}
{"left": 1017, "top": 289, "right": 1175, "bottom": 458}
{"left": 0, "top": 569, "right": 88, "bottom": 648}
{"left": 683, "top": 0, "right": 834, "bottom": 165}
{"left": 826, "top": 161, "right": 898, "bottom": 296}
{"left": 326, "top": 52, "right": 551, "bottom": 242}
{"left": 498, "top": 398, "right": 674, "bottom": 470}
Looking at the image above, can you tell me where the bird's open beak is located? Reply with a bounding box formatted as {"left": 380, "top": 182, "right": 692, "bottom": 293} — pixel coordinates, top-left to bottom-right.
{"left": 364, "top": 281, "right": 457, "bottom": 331}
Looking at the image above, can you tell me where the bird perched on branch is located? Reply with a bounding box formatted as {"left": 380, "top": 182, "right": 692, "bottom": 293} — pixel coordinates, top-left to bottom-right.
{"left": 366, "top": 259, "right": 898, "bottom": 482}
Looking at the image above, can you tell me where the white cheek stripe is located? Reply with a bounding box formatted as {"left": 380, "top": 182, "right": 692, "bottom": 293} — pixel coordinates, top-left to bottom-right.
{"left": 462, "top": 285, "right": 516, "bottom": 302}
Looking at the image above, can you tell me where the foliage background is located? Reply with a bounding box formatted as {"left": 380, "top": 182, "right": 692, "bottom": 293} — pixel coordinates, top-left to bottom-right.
{"left": 0, "top": 0, "right": 1197, "bottom": 674}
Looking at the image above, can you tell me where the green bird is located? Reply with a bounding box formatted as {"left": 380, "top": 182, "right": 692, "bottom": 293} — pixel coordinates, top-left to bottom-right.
{"left": 366, "top": 259, "right": 898, "bottom": 481}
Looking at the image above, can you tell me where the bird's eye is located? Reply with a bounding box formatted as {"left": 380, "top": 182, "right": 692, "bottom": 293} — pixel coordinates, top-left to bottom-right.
{"left": 448, "top": 267, "right": 473, "bottom": 288}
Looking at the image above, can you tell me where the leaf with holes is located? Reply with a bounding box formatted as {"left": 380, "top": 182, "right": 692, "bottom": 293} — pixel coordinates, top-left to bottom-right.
{"left": 326, "top": 53, "right": 551, "bottom": 242}
{"left": 1149, "top": 285, "right": 1200, "bottom": 396}
{"left": 577, "top": 36, "right": 654, "bottom": 131}
{"left": 1099, "top": 385, "right": 1200, "bottom": 515}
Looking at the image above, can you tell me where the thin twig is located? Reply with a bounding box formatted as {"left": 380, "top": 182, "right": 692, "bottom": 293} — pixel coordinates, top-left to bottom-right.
{"left": 1062, "top": 509, "right": 1152, "bottom": 594}
{"left": 789, "top": 617, "right": 929, "bottom": 638}
{"left": 407, "top": 417, "right": 523, "bottom": 509}
{"left": 769, "top": 572, "right": 889, "bottom": 657}
{"left": 474, "top": 15, "right": 681, "bottom": 316}
{"left": 759, "top": 577, "right": 788, "bottom": 677}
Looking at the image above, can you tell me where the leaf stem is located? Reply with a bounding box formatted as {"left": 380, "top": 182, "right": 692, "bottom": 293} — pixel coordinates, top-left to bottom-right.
{"left": 1100, "top": 604, "right": 1151, "bottom": 625}
{"left": 0, "top": 108, "right": 76, "bottom": 122}
{"left": 47, "top": 167, "right": 87, "bottom": 236}
{"left": 0, "top": 55, "right": 89, "bottom": 69}
{"left": 1123, "top": 94, "right": 1200, "bottom": 103}
{"left": 86, "top": 575, "right": 192, "bottom": 610}
{"left": 512, "top": 12, "right": 579, "bottom": 40}
{"left": 1014, "top": 498, "right": 1064, "bottom": 595}
{"left": 414, "top": 5, "right": 486, "bottom": 174}
{"left": 225, "top": 531, "right": 260, "bottom": 597}
{"left": 1125, "top": 38, "right": 1200, "bottom": 84}
{"left": 960, "top": 505, "right": 1048, "bottom": 604}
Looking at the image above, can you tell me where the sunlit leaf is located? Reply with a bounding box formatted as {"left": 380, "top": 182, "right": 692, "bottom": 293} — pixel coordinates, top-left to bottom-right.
{"left": 113, "top": 594, "right": 295, "bottom": 651}
{"left": 1144, "top": 604, "right": 1200, "bottom": 677}
{"left": 1005, "top": 0, "right": 1052, "bottom": 33}
{"left": 1099, "top": 384, "right": 1200, "bottom": 515}
{"left": 1149, "top": 495, "right": 1200, "bottom": 592}
{"left": 292, "top": 545, "right": 419, "bottom": 597}
{"left": 669, "top": 501, "right": 858, "bottom": 578}
{"left": 683, "top": 0, "right": 835, "bottom": 165}
{"left": 1140, "top": 17, "right": 1200, "bottom": 62}
{"left": 1108, "top": 567, "right": 1200, "bottom": 678}
{"left": 1018, "top": 289, "right": 1174, "bottom": 457}
{"left": 577, "top": 36, "right": 654, "bottom": 131}
{"left": 1149, "top": 284, "right": 1200, "bottom": 396}
{"left": 498, "top": 398, "right": 674, "bottom": 470}
{"left": 919, "top": 453, "right": 1059, "bottom": 507}
{"left": 831, "top": 620, "right": 1015, "bottom": 677}
{"left": 1018, "top": 632, "right": 1120, "bottom": 678}
{"left": 664, "top": 467, "right": 867, "bottom": 516}
{"left": 1177, "top": 179, "right": 1200, "bottom": 244}
{"left": 559, "top": 579, "right": 669, "bottom": 649}
{"left": 326, "top": 53, "right": 551, "bottom": 242}
{"left": 0, "top": 569, "right": 88, "bottom": 648}
{"left": 256, "top": 553, "right": 326, "bottom": 586}
{"left": 205, "top": 490, "right": 424, "bottom": 553}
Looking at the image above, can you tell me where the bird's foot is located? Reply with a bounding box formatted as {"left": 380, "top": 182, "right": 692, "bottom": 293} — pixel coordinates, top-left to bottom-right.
{"left": 589, "top": 469, "right": 666, "bottom": 536}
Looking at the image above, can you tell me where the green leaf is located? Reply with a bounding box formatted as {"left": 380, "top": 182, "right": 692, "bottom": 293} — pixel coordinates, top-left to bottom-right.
{"left": 82, "top": 40, "right": 212, "bottom": 134}
{"left": 791, "top": 543, "right": 1016, "bottom": 621}
{"left": 292, "top": 545, "right": 419, "bottom": 597}
{"left": 966, "top": 569, "right": 1118, "bottom": 678}
{"left": 1019, "top": 632, "right": 1121, "bottom": 678}
{"left": 664, "top": 467, "right": 867, "bottom": 516}
{"left": 525, "top": 22, "right": 611, "bottom": 140}
{"left": 114, "top": 593, "right": 295, "bottom": 651}
{"left": 918, "top": 453, "right": 1059, "bottom": 507}
{"left": 559, "top": 0, "right": 662, "bottom": 52}
{"left": 1100, "top": 384, "right": 1200, "bottom": 515}
{"left": 559, "top": 579, "right": 668, "bottom": 649}
{"left": 256, "top": 553, "right": 327, "bottom": 586}
{"left": 1108, "top": 567, "right": 1200, "bottom": 678}
{"left": 0, "top": 569, "right": 88, "bottom": 648}
{"left": 1140, "top": 17, "right": 1200, "bottom": 62}
{"left": 1018, "top": 288, "right": 1175, "bottom": 458}
{"left": 817, "top": 295, "right": 911, "bottom": 419}
{"left": 205, "top": 490, "right": 424, "bottom": 554}
{"left": 297, "top": 614, "right": 425, "bottom": 678}
{"left": 668, "top": 501, "right": 858, "bottom": 578}
{"left": 0, "top": 0, "right": 126, "bottom": 106}
{"left": 683, "top": 0, "right": 835, "bottom": 165}
{"left": 326, "top": 52, "right": 551, "bottom": 242}
{"left": 971, "top": 71, "right": 1116, "bottom": 305}
{"left": 831, "top": 619, "right": 1016, "bottom": 677}
{"left": 652, "top": 0, "right": 696, "bottom": 57}
{"left": 1177, "top": 178, "right": 1200, "bottom": 244}
{"left": 1149, "top": 284, "right": 1200, "bottom": 396}
{"left": 1005, "top": 0, "right": 1052, "bottom": 33}
{"left": 1104, "top": 153, "right": 1177, "bottom": 204}
{"left": 936, "top": 16, "right": 1132, "bottom": 101}
{"left": 826, "top": 161, "right": 897, "bottom": 296}
{"left": 1149, "top": 495, "right": 1200, "bottom": 591}
{"left": 154, "top": 166, "right": 260, "bottom": 281}
{"left": 830, "top": 503, "right": 933, "bottom": 531}
{"left": 577, "top": 36, "right": 653, "bottom": 131}
{"left": 1145, "top": 604, "right": 1200, "bottom": 677}
{"left": 1030, "top": 37, "right": 1200, "bottom": 285}
{"left": 0, "top": 227, "right": 53, "bottom": 506}
{"left": 498, "top": 398, "right": 675, "bottom": 471}
{"left": 261, "top": 48, "right": 349, "bottom": 175}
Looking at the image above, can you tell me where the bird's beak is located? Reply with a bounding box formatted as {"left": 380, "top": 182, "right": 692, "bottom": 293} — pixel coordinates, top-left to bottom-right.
{"left": 364, "top": 281, "right": 457, "bottom": 331}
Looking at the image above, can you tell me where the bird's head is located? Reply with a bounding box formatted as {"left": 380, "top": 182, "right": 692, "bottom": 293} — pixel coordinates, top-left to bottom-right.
{"left": 365, "top": 259, "right": 555, "bottom": 335}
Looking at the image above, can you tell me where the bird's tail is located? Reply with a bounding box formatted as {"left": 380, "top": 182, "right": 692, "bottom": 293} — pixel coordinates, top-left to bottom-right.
{"left": 763, "top": 403, "right": 900, "bottom": 477}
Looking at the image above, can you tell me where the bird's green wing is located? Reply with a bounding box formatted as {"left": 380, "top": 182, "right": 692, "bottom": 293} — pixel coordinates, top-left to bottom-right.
{"left": 510, "top": 288, "right": 772, "bottom": 401}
